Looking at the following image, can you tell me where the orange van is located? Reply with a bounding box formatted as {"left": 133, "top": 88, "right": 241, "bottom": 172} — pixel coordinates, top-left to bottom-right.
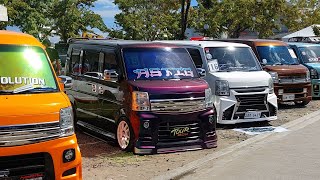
{"left": 0, "top": 31, "right": 82, "bottom": 179}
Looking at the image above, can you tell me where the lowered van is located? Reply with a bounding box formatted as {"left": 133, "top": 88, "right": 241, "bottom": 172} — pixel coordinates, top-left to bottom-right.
{"left": 159, "top": 40, "right": 277, "bottom": 124}
{"left": 64, "top": 39, "right": 217, "bottom": 154}
{"left": 0, "top": 31, "right": 82, "bottom": 179}
{"left": 221, "top": 39, "right": 311, "bottom": 106}
{"left": 289, "top": 43, "right": 320, "bottom": 98}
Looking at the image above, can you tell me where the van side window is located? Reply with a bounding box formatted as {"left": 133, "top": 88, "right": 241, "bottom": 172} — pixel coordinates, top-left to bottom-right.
{"left": 70, "top": 49, "right": 81, "bottom": 75}
{"left": 187, "top": 48, "right": 203, "bottom": 68}
{"left": 83, "top": 50, "right": 100, "bottom": 74}
{"left": 103, "top": 53, "right": 119, "bottom": 81}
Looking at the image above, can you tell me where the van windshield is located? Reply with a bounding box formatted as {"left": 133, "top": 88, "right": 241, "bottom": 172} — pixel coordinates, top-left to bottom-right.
{"left": 0, "top": 45, "right": 58, "bottom": 93}
{"left": 123, "top": 47, "right": 198, "bottom": 80}
{"left": 205, "top": 47, "right": 261, "bottom": 72}
{"left": 299, "top": 46, "right": 320, "bottom": 63}
{"left": 257, "top": 46, "right": 298, "bottom": 65}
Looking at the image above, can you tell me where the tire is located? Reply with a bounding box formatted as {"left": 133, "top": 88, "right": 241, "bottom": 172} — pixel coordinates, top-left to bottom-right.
{"left": 116, "top": 118, "right": 134, "bottom": 152}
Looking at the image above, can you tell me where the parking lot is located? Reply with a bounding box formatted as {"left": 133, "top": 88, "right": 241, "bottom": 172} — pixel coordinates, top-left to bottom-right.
{"left": 77, "top": 100, "right": 320, "bottom": 180}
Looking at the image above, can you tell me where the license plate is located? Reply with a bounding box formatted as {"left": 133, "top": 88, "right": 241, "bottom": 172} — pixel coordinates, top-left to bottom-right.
{"left": 170, "top": 126, "right": 190, "bottom": 137}
{"left": 244, "top": 111, "right": 261, "bottom": 119}
{"left": 283, "top": 94, "right": 295, "bottom": 101}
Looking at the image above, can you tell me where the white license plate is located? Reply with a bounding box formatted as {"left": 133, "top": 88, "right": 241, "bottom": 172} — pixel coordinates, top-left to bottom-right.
{"left": 283, "top": 94, "right": 295, "bottom": 101}
{"left": 244, "top": 111, "right": 261, "bottom": 119}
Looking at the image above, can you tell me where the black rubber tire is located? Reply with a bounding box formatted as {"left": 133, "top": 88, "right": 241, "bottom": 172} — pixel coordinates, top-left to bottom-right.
{"left": 116, "top": 118, "right": 134, "bottom": 152}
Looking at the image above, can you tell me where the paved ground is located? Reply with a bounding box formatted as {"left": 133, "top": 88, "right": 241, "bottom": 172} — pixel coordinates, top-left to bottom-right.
{"left": 78, "top": 100, "right": 320, "bottom": 180}
{"left": 177, "top": 109, "right": 320, "bottom": 180}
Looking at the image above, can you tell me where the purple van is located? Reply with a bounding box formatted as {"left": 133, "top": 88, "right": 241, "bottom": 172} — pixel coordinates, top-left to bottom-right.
{"left": 64, "top": 40, "right": 217, "bottom": 154}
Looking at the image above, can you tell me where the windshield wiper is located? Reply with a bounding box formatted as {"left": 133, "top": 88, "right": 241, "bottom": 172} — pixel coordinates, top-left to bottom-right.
{"left": 273, "top": 62, "right": 283, "bottom": 65}
{"left": 0, "top": 84, "right": 57, "bottom": 94}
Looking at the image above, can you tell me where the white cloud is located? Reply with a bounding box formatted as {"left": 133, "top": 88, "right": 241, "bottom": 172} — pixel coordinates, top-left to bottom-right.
{"left": 95, "top": 0, "right": 116, "bottom": 9}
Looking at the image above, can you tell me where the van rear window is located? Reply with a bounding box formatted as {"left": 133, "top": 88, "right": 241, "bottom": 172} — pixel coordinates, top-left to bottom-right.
{"left": 123, "top": 47, "right": 198, "bottom": 80}
{"left": 0, "top": 45, "right": 57, "bottom": 93}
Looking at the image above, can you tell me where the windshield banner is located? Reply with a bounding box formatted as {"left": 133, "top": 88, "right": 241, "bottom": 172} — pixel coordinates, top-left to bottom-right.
{"left": 0, "top": 76, "right": 45, "bottom": 85}
{"left": 133, "top": 68, "right": 194, "bottom": 79}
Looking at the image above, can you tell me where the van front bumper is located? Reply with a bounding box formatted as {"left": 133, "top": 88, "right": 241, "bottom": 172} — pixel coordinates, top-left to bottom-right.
{"left": 311, "top": 79, "right": 320, "bottom": 97}
{"left": 274, "top": 83, "right": 312, "bottom": 103}
{"left": 133, "top": 108, "right": 217, "bottom": 155}
{"left": 216, "top": 88, "right": 278, "bottom": 124}
{"left": 0, "top": 135, "right": 82, "bottom": 180}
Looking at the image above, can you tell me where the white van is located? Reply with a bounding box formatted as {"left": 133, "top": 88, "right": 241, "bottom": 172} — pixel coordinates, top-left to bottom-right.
{"left": 159, "top": 41, "right": 278, "bottom": 124}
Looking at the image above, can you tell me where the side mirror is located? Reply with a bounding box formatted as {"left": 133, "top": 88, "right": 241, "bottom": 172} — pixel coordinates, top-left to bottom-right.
{"left": 261, "top": 59, "right": 267, "bottom": 65}
{"left": 57, "top": 77, "right": 65, "bottom": 92}
{"left": 197, "top": 68, "right": 206, "bottom": 77}
{"left": 58, "top": 75, "right": 73, "bottom": 90}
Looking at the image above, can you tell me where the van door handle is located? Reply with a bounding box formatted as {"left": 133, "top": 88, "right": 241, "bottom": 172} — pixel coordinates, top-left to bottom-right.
{"left": 86, "top": 83, "right": 93, "bottom": 86}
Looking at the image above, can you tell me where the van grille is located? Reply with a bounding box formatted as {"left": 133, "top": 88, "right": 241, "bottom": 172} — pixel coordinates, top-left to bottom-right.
{"left": 150, "top": 97, "right": 206, "bottom": 113}
{"left": 158, "top": 121, "right": 200, "bottom": 143}
{"left": 0, "top": 153, "right": 54, "bottom": 179}
{"left": 233, "top": 94, "right": 268, "bottom": 118}
{"left": 0, "top": 122, "right": 61, "bottom": 147}
{"left": 279, "top": 76, "right": 308, "bottom": 84}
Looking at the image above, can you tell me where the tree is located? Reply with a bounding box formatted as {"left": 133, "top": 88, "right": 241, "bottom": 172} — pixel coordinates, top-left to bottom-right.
{"left": 0, "top": 0, "right": 54, "bottom": 40}
{"left": 313, "top": 26, "right": 320, "bottom": 36}
{"left": 50, "top": 0, "right": 108, "bottom": 43}
{"left": 179, "top": 0, "right": 191, "bottom": 39}
{"left": 0, "top": 0, "right": 108, "bottom": 43}
{"left": 110, "top": 0, "right": 180, "bottom": 40}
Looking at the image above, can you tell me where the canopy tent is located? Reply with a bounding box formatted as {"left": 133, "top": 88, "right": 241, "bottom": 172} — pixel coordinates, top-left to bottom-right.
{"left": 282, "top": 25, "right": 320, "bottom": 41}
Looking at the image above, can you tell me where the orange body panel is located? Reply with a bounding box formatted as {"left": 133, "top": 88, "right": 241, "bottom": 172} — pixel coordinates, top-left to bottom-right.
{"left": 0, "top": 31, "right": 82, "bottom": 179}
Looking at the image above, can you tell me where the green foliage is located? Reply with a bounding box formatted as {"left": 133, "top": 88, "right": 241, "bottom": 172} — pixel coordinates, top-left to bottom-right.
{"left": 313, "top": 26, "right": 320, "bottom": 36}
{"left": 110, "top": 0, "right": 181, "bottom": 40}
{"left": 0, "top": 0, "right": 108, "bottom": 43}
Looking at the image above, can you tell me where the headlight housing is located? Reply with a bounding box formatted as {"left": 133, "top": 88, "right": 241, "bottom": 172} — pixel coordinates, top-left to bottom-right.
{"left": 60, "top": 107, "right": 74, "bottom": 137}
{"left": 268, "top": 78, "right": 274, "bottom": 94}
{"left": 268, "top": 71, "right": 279, "bottom": 83}
{"left": 310, "top": 68, "right": 318, "bottom": 79}
{"left": 205, "top": 88, "right": 214, "bottom": 108}
{"left": 215, "top": 80, "right": 230, "bottom": 96}
{"left": 132, "top": 91, "right": 150, "bottom": 111}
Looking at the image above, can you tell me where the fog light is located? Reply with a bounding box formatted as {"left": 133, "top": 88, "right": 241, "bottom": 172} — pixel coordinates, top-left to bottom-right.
{"left": 209, "top": 115, "right": 215, "bottom": 124}
{"left": 143, "top": 121, "right": 150, "bottom": 129}
{"left": 303, "top": 88, "right": 307, "bottom": 93}
{"left": 278, "top": 89, "right": 284, "bottom": 95}
{"left": 63, "top": 149, "right": 75, "bottom": 163}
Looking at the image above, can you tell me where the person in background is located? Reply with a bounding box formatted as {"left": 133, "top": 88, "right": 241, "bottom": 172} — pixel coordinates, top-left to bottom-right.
{"left": 43, "top": 39, "right": 62, "bottom": 75}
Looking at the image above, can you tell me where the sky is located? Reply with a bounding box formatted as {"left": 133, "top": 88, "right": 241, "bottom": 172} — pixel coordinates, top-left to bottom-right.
{"left": 8, "top": 0, "right": 198, "bottom": 43}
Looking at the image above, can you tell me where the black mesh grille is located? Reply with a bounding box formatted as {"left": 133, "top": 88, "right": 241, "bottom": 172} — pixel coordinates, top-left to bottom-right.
{"left": 158, "top": 121, "right": 200, "bottom": 143}
{"left": 0, "top": 153, "right": 54, "bottom": 179}
{"left": 284, "top": 88, "right": 303, "bottom": 93}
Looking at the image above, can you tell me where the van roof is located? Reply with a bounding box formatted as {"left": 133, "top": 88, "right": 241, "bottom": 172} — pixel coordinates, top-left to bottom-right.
{"left": 0, "top": 30, "right": 44, "bottom": 48}
{"left": 217, "top": 39, "right": 288, "bottom": 46}
{"left": 156, "top": 40, "right": 250, "bottom": 48}
{"left": 71, "top": 39, "right": 179, "bottom": 48}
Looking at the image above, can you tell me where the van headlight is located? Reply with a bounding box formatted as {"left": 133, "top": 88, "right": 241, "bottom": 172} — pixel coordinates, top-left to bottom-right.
{"left": 205, "top": 88, "right": 214, "bottom": 108}
{"left": 60, "top": 107, "right": 74, "bottom": 137}
{"left": 215, "top": 80, "right": 230, "bottom": 96}
{"left": 307, "top": 69, "right": 313, "bottom": 81}
{"left": 269, "top": 72, "right": 279, "bottom": 83}
{"left": 132, "top": 91, "right": 150, "bottom": 111}
{"left": 268, "top": 78, "right": 274, "bottom": 94}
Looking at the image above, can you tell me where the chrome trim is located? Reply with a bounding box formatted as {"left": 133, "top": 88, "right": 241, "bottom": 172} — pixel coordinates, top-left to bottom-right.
{"left": 150, "top": 97, "right": 206, "bottom": 113}
{"left": 279, "top": 76, "right": 308, "bottom": 84}
{"left": 0, "top": 122, "right": 60, "bottom": 147}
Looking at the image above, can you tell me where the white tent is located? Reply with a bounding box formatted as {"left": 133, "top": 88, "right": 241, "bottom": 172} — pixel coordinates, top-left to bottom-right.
{"left": 282, "top": 24, "right": 320, "bottom": 41}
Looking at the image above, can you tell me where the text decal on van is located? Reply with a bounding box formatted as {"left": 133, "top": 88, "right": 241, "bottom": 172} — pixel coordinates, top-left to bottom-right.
{"left": 0, "top": 76, "right": 45, "bottom": 85}
{"left": 133, "top": 68, "right": 194, "bottom": 79}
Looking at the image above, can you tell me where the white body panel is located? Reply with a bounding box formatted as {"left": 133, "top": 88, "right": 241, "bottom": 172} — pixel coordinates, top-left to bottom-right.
{"left": 157, "top": 40, "right": 278, "bottom": 124}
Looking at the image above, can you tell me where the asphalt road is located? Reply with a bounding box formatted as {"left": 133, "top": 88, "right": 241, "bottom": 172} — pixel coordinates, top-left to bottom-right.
{"left": 181, "top": 111, "right": 320, "bottom": 180}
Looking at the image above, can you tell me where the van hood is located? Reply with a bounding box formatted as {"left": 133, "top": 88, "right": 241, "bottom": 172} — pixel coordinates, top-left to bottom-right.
{"left": 128, "top": 79, "right": 209, "bottom": 94}
{"left": 264, "top": 65, "right": 307, "bottom": 76}
{"left": 209, "top": 71, "right": 271, "bottom": 88}
{"left": 0, "top": 92, "right": 69, "bottom": 126}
